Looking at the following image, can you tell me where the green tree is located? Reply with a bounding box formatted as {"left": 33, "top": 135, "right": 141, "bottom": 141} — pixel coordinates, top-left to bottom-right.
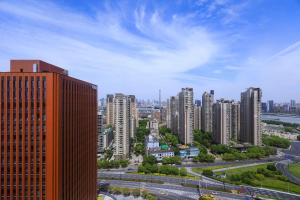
{"left": 139, "top": 119, "right": 149, "bottom": 128}
{"left": 122, "top": 188, "right": 130, "bottom": 196}
{"left": 142, "top": 155, "right": 157, "bottom": 165}
{"left": 132, "top": 189, "right": 140, "bottom": 197}
{"left": 162, "top": 156, "right": 181, "bottom": 165}
{"left": 211, "top": 144, "right": 232, "bottom": 154}
{"left": 222, "top": 153, "right": 236, "bottom": 161}
{"left": 284, "top": 127, "right": 293, "bottom": 132}
{"left": 193, "top": 129, "right": 212, "bottom": 148}
{"left": 197, "top": 154, "right": 215, "bottom": 163}
{"left": 159, "top": 126, "right": 172, "bottom": 136}
{"left": 159, "top": 165, "right": 179, "bottom": 176}
{"left": 199, "top": 195, "right": 214, "bottom": 200}
{"left": 267, "top": 163, "right": 277, "bottom": 171}
{"left": 119, "top": 159, "right": 129, "bottom": 168}
{"left": 202, "top": 169, "right": 213, "bottom": 177}
{"left": 136, "top": 127, "right": 150, "bottom": 143}
{"left": 110, "top": 160, "right": 120, "bottom": 168}
{"left": 144, "top": 163, "right": 158, "bottom": 174}
{"left": 97, "top": 159, "right": 110, "bottom": 169}
{"left": 179, "top": 167, "right": 187, "bottom": 176}
{"left": 104, "top": 149, "right": 113, "bottom": 160}
{"left": 134, "top": 143, "right": 145, "bottom": 156}
{"left": 229, "top": 174, "right": 241, "bottom": 182}
{"left": 138, "top": 165, "right": 145, "bottom": 173}
{"left": 164, "top": 133, "right": 179, "bottom": 147}
{"left": 263, "top": 146, "right": 277, "bottom": 156}
{"left": 262, "top": 135, "right": 291, "bottom": 149}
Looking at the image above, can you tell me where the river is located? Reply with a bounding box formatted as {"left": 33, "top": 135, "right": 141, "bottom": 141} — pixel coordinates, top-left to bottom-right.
{"left": 262, "top": 114, "right": 300, "bottom": 124}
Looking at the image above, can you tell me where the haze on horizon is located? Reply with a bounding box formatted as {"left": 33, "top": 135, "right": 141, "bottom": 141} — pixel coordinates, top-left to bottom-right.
{"left": 0, "top": 0, "right": 300, "bottom": 102}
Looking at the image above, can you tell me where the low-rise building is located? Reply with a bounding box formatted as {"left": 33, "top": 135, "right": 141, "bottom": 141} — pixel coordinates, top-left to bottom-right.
{"left": 179, "top": 147, "right": 200, "bottom": 158}
{"left": 262, "top": 122, "right": 298, "bottom": 140}
{"left": 145, "top": 135, "right": 160, "bottom": 150}
{"left": 149, "top": 148, "right": 175, "bottom": 161}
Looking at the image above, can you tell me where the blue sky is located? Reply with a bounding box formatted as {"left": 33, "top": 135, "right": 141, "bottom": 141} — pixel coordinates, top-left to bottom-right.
{"left": 0, "top": 0, "right": 300, "bottom": 102}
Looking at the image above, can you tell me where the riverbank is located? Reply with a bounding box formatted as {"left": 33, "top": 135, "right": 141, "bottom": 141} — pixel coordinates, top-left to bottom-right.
{"left": 262, "top": 114, "right": 300, "bottom": 125}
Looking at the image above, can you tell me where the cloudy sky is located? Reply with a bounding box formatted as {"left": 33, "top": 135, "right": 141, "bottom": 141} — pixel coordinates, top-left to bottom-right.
{"left": 0, "top": 0, "right": 300, "bottom": 102}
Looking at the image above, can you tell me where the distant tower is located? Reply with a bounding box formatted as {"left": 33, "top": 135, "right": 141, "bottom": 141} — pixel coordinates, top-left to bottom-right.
{"left": 159, "top": 89, "right": 162, "bottom": 108}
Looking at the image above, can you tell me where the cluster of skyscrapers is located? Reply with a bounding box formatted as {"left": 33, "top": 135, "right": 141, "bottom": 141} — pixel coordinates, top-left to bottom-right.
{"left": 262, "top": 99, "right": 299, "bottom": 114}
{"left": 167, "top": 87, "right": 262, "bottom": 146}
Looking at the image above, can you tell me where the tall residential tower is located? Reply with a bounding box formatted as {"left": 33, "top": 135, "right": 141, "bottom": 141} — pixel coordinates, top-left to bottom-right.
{"left": 240, "top": 88, "right": 262, "bottom": 146}
{"left": 212, "top": 99, "right": 232, "bottom": 145}
{"left": 178, "top": 88, "right": 194, "bottom": 144}
{"left": 202, "top": 90, "right": 214, "bottom": 133}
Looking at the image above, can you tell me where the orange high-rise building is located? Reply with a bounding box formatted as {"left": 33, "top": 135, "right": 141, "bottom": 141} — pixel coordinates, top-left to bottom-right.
{"left": 0, "top": 60, "right": 97, "bottom": 199}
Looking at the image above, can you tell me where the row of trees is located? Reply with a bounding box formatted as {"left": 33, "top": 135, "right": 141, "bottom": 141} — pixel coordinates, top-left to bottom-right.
{"left": 262, "top": 135, "right": 291, "bottom": 148}
{"left": 193, "top": 154, "right": 215, "bottom": 163}
{"left": 97, "top": 159, "right": 129, "bottom": 169}
{"left": 161, "top": 156, "right": 181, "bottom": 165}
{"left": 136, "top": 120, "right": 150, "bottom": 143}
{"left": 222, "top": 146, "right": 277, "bottom": 161}
{"left": 108, "top": 186, "right": 157, "bottom": 200}
{"left": 133, "top": 119, "right": 150, "bottom": 156}
{"left": 138, "top": 155, "right": 187, "bottom": 176}
{"left": 138, "top": 164, "right": 187, "bottom": 176}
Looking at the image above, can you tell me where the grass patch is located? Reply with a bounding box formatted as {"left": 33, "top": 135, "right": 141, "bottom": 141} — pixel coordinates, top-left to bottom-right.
{"left": 214, "top": 163, "right": 269, "bottom": 176}
{"left": 288, "top": 163, "right": 300, "bottom": 179}
{"left": 192, "top": 164, "right": 238, "bottom": 174}
{"left": 213, "top": 163, "right": 300, "bottom": 194}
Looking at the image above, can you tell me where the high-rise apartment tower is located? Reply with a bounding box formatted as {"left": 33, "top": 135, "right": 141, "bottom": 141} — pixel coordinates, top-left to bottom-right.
{"left": 202, "top": 90, "right": 214, "bottom": 133}
{"left": 178, "top": 88, "right": 194, "bottom": 144}
{"left": 240, "top": 87, "right": 262, "bottom": 146}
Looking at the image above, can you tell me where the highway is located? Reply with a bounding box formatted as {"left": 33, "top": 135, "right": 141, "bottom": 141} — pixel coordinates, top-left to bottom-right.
{"left": 101, "top": 179, "right": 246, "bottom": 200}
{"left": 276, "top": 160, "right": 300, "bottom": 185}
{"left": 98, "top": 172, "right": 300, "bottom": 200}
{"left": 178, "top": 156, "right": 284, "bottom": 168}
{"left": 284, "top": 141, "right": 300, "bottom": 159}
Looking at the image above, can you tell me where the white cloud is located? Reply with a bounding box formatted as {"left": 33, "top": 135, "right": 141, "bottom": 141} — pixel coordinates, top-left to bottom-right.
{"left": 0, "top": 0, "right": 220, "bottom": 99}
{"left": 221, "top": 41, "right": 300, "bottom": 102}
{"left": 1, "top": 1, "right": 299, "bottom": 102}
{"left": 224, "top": 65, "right": 243, "bottom": 70}
{"left": 213, "top": 69, "right": 222, "bottom": 74}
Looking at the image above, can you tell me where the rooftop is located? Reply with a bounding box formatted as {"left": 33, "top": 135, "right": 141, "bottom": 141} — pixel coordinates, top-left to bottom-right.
{"left": 10, "top": 60, "right": 68, "bottom": 75}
